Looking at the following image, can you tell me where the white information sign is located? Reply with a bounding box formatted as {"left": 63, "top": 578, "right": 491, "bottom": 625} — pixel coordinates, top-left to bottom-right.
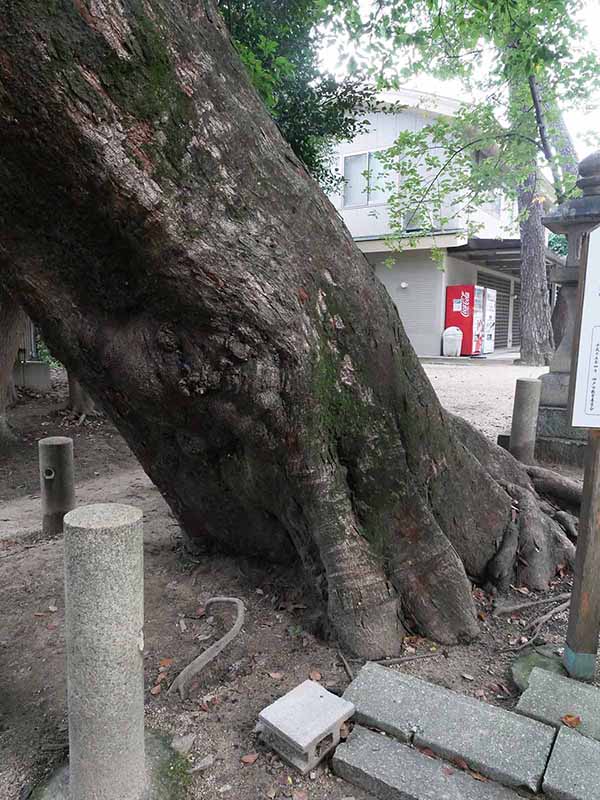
{"left": 572, "top": 227, "right": 600, "bottom": 427}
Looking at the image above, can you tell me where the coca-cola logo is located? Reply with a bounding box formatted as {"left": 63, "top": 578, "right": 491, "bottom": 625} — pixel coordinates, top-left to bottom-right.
{"left": 460, "top": 290, "right": 470, "bottom": 318}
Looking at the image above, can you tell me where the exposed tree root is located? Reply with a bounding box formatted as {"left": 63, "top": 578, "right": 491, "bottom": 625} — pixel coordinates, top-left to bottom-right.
{"left": 451, "top": 415, "right": 576, "bottom": 595}
{"left": 168, "top": 597, "right": 245, "bottom": 700}
{"left": 526, "top": 465, "right": 582, "bottom": 509}
{"left": 494, "top": 592, "right": 571, "bottom": 616}
{"left": 554, "top": 510, "right": 578, "bottom": 542}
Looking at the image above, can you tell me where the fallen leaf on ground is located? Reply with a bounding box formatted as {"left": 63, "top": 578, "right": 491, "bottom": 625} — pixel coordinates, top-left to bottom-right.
{"left": 561, "top": 714, "right": 582, "bottom": 728}
{"left": 241, "top": 752, "right": 259, "bottom": 765}
{"left": 266, "top": 789, "right": 278, "bottom": 799}
{"left": 309, "top": 670, "right": 322, "bottom": 682}
{"left": 340, "top": 722, "right": 350, "bottom": 739}
{"left": 453, "top": 757, "right": 469, "bottom": 771}
{"left": 269, "top": 672, "right": 284, "bottom": 680}
{"left": 461, "top": 673, "right": 475, "bottom": 682}
{"left": 150, "top": 685, "right": 161, "bottom": 696}
{"left": 418, "top": 747, "right": 436, "bottom": 759}
{"left": 47, "top": 623, "right": 58, "bottom": 631}
{"left": 48, "top": 604, "right": 58, "bottom": 613}
{"left": 159, "top": 657, "right": 174, "bottom": 668}
{"left": 442, "top": 766, "right": 455, "bottom": 776}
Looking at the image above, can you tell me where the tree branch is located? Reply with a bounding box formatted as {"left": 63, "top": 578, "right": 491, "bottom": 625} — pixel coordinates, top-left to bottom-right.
{"left": 528, "top": 74, "right": 565, "bottom": 201}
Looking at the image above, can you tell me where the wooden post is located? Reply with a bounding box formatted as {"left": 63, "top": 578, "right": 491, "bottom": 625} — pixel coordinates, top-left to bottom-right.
{"left": 564, "top": 429, "right": 600, "bottom": 679}
{"left": 542, "top": 151, "right": 600, "bottom": 681}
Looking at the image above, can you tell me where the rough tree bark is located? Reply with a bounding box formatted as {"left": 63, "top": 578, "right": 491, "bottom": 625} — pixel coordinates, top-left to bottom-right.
{"left": 0, "top": 287, "right": 26, "bottom": 442}
{"left": 517, "top": 171, "right": 554, "bottom": 365}
{"left": 0, "top": 0, "right": 574, "bottom": 655}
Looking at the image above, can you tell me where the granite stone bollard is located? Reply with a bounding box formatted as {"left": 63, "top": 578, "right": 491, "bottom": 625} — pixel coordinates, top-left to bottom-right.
{"left": 64, "top": 503, "right": 145, "bottom": 800}
{"left": 39, "top": 437, "right": 76, "bottom": 535}
{"left": 510, "top": 379, "right": 542, "bottom": 464}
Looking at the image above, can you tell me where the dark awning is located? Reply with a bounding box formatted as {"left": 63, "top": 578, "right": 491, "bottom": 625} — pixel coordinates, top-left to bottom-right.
{"left": 448, "top": 238, "right": 565, "bottom": 280}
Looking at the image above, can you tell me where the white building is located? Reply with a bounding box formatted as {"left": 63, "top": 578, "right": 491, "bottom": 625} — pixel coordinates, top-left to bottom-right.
{"left": 328, "top": 89, "right": 561, "bottom": 356}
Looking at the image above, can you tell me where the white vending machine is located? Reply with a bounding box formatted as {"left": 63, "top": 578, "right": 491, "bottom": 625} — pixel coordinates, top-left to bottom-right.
{"left": 482, "top": 288, "right": 497, "bottom": 354}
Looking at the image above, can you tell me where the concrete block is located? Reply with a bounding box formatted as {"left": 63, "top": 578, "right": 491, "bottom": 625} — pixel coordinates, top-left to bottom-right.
{"left": 343, "top": 662, "right": 555, "bottom": 792}
{"left": 259, "top": 680, "right": 354, "bottom": 773}
{"left": 535, "top": 436, "right": 587, "bottom": 468}
{"left": 543, "top": 727, "right": 600, "bottom": 800}
{"left": 332, "top": 725, "right": 522, "bottom": 800}
{"left": 517, "top": 667, "right": 600, "bottom": 742}
{"left": 13, "top": 360, "right": 51, "bottom": 392}
{"left": 497, "top": 433, "right": 510, "bottom": 451}
{"left": 540, "top": 372, "right": 571, "bottom": 407}
{"left": 537, "top": 406, "right": 588, "bottom": 441}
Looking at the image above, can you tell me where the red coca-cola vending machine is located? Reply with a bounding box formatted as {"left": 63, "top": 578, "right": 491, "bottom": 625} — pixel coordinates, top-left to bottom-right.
{"left": 445, "top": 285, "right": 486, "bottom": 356}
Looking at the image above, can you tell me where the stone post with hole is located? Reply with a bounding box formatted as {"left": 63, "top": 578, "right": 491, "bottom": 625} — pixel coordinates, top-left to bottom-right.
{"left": 39, "top": 436, "right": 75, "bottom": 535}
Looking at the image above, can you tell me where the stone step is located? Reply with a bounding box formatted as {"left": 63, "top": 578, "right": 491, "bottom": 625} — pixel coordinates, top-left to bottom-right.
{"left": 343, "top": 662, "right": 555, "bottom": 792}
{"left": 543, "top": 727, "right": 600, "bottom": 800}
{"left": 332, "top": 725, "right": 523, "bottom": 800}
{"left": 517, "top": 667, "right": 600, "bottom": 742}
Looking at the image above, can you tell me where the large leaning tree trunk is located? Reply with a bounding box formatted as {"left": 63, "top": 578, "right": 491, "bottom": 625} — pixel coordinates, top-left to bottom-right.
{"left": 517, "top": 171, "right": 554, "bottom": 366}
{"left": 0, "top": 0, "right": 575, "bottom": 656}
{"left": 0, "top": 287, "right": 26, "bottom": 442}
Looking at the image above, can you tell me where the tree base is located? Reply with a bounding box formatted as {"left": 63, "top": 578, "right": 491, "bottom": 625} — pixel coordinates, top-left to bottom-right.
{"left": 31, "top": 730, "right": 191, "bottom": 800}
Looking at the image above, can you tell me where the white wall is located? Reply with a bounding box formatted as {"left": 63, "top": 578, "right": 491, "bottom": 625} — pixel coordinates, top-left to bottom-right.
{"left": 369, "top": 249, "right": 446, "bottom": 356}
{"left": 330, "top": 104, "right": 516, "bottom": 242}
{"left": 444, "top": 254, "right": 477, "bottom": 288}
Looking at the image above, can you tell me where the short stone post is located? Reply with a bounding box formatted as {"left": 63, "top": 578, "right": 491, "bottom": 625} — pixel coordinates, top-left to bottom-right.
{"left": 510, "top": 379, "right": 542, "bottom": 464}
{"left": 39, "top": 436, "right": 75, "bottom": 535}
{"left": 64, "top": 504, "right": 145, "bottom": 800}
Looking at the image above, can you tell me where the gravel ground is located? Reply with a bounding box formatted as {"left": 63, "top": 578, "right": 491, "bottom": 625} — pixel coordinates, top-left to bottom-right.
{"left": 423, "top": 360, "right": 548, "bottom": 442}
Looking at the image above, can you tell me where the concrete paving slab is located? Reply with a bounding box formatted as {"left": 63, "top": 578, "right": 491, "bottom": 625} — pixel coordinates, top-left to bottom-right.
{"left": 343, "top": 662, "right": 555, "bottom": 792}
{"left": 517, "top": 667, "right": 600, "bottom": 742}
{"left": 543, "top": 727, "right": 600, "bottom": 800}
{"left": 332, "top": 725, "right": 523, "bottom": 800}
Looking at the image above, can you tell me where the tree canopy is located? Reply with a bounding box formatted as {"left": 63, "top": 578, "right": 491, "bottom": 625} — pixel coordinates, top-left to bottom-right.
{"left": 329, "top": 0, "right": 599, "bottom": 240}
{"left": 218, "top": 0, "right": 373, "bottom": 189}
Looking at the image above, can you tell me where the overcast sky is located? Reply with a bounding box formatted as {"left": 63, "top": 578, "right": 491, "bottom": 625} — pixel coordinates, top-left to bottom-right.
{"left": 320, "top": 1, "right": 600, "bottom": 159}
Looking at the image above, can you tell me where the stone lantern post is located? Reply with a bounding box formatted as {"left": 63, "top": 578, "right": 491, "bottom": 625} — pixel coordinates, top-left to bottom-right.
{"left": 537, "top": 152, "right": 600, "bottom": 464}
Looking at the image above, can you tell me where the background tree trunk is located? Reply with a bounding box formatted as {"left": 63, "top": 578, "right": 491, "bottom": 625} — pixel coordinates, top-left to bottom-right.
{"left": 67, "top": 372, "right": 97, "bottom": 418}
{"left": 548, "top": 109, "right": 578, "bottom": 349}
{"left": 0, "top": 0, "right": 573, "bottom": 655}
{"left": 517, "top": 172, "right": 554, "bottom": 365}
{"left": 0, "top": 288, "right": 26, "bottom": 442}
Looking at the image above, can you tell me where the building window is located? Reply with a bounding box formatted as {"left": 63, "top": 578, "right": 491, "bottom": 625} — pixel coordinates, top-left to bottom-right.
{"left": 481, "top": 192, "right": 502, "bottom": 218}
{"left": 343, "top": 151, "right": 390, "bottom": 207}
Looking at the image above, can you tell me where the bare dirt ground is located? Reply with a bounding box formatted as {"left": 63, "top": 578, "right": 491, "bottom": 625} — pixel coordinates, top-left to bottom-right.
{"left": 0, "top": 366, "right": 585, "bottom": 800}
{"left": 423, "top": 360, "right": 548, "bottom": 443}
